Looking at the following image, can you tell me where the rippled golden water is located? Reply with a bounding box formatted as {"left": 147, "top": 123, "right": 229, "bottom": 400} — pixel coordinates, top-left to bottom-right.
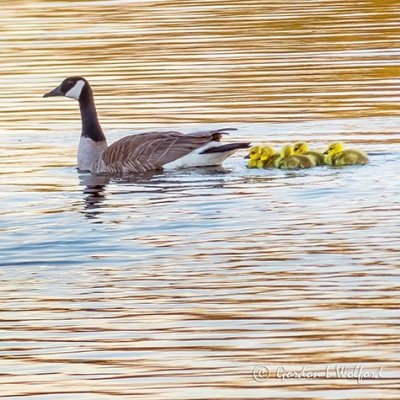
{"left": 1, "top": 0, "right": 400, "bottom": 399}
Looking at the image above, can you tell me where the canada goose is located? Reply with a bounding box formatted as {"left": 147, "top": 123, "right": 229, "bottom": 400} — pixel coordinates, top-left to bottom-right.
{"left": 279, "top": 144, "right": 315, "bottom": 169}
{"left": 293, "top": 142, "right": 325, "bottom": 165}
{"left": 43, "top": 77, "right": 250, "bottom": 175}
{"left": 260, "top": 145, "right": 281, "bottom": 168}
{"left": 246, "top": 146, "right": 262, "bottom": 168}
{"left": 324, "top": 142, "right": 369, "bottom": 166}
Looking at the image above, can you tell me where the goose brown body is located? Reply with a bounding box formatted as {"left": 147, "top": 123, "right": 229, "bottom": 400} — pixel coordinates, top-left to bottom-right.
{"left": 92, "top": 129, "right": 239, "bottom": 175}
{"left": 44, "top": 77, "right": 250, "bottom": 175}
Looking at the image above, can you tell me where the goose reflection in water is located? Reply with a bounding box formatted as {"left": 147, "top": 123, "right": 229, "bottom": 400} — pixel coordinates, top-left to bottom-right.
{"left": 78, "top": 171, "right": 160, "bottom": 218}
{"left": 78, "top": 166, "right": 229, "bottom": 219}
{"left": 78, "top": 173, "right": 110, "bottom": 219}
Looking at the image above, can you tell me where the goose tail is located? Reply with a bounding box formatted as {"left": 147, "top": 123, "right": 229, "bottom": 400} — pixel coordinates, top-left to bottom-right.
{"left": 163, "top": 142, "right": 250, "bottom": 169}
{"left": 200, "top": 142, "right": 251, "bottom": 154}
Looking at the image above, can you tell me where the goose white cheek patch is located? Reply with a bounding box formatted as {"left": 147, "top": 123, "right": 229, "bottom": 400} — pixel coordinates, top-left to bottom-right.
{"left": 65, "top": 80, "right": 85, "bottom": 100}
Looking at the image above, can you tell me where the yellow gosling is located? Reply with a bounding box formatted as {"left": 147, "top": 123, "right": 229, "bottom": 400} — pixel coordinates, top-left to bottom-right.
{"left": 260, "top": 145, "right": 281, "bottom": 168}
{"left": 247, "top": 158, "right": 258, "bottom": 168}
{"left": 279, "top": 144, "right": 315, "bottom": 169}
{"left": 293, "top": 142, "right": 325, "bottom": 165}
{"left": 256, "top": 158, "right": 265, "bottom": 168}
{"left": 246, "top": 145, "right": 262, "bottom": 168}
{"left": 324, "top": 142, "right": 369, "bottom": 166}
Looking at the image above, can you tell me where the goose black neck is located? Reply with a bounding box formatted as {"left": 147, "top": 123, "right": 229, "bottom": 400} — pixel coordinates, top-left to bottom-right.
{"left": 78, "top": 85, "right": 106, "bottom": 143}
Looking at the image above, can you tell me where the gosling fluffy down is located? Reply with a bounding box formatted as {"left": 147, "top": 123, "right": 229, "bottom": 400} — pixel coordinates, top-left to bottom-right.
{"left": 293, "top": 142, "right": 325, "bottom": 166}
{"left": 260, "top": 145, "right": 281, "bottom": 168}
{"left": 279, "top": 144, "right": 315, "bottom": 169}
{"left": 324, "top": 142, "right": 369, "bottom": 166}
{"left": 246, "top": 145, "right": 262, "bottom": 168}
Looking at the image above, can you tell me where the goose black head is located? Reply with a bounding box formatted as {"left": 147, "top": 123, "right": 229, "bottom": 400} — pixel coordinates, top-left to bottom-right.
{"left": 43, "top": 77, "right": 89, "bottom": 101}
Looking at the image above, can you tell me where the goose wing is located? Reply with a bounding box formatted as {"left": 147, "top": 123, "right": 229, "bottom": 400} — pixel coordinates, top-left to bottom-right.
{"left": 97, "top": 128, "right": 236, "bottom": 174}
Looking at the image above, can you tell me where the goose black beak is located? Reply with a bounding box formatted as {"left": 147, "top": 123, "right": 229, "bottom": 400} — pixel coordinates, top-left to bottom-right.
{"left": 244, "top": 154, "right": 250, "bottom": 159}
{"left": 43, "top": 84, "right": 63, "bottom": 98}
{"left": 323, "top": 151, "right": 329, "bottom": 155}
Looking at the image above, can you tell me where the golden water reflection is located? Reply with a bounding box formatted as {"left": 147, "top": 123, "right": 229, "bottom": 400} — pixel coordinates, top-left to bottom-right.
{"left": 1, "top": 0, "right": 400, "bottom": 130}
